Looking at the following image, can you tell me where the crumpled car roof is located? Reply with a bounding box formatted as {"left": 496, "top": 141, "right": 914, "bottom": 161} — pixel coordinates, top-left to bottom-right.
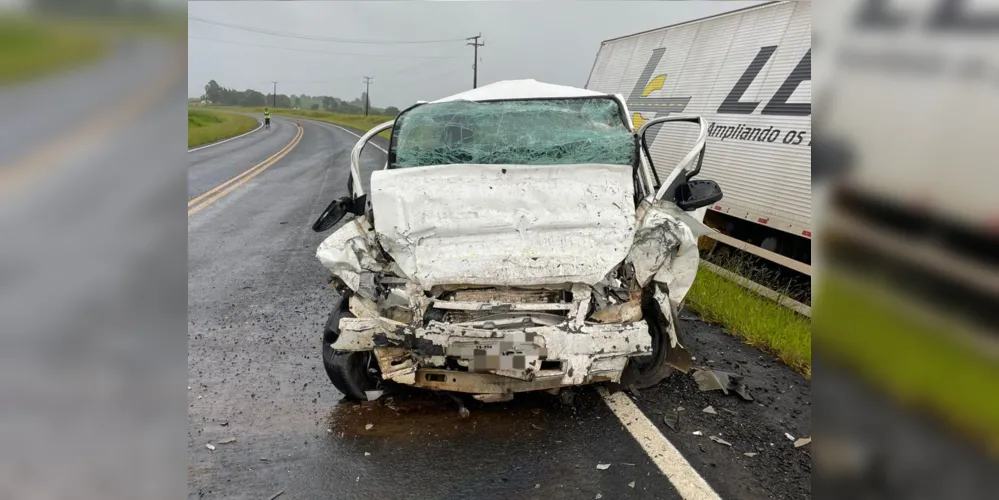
{"left": 431, "top": 79, "right": 617, "bottom": 103}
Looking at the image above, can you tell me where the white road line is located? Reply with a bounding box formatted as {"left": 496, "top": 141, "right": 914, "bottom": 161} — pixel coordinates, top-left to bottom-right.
{"left": 187, "top": 119, "right": 263, "bottom": 153}
{"left": 597, "top": 387, "right": 721, "bottom": 500}
{"left": 293, "top": 117, "right": 388, "bottom": 154}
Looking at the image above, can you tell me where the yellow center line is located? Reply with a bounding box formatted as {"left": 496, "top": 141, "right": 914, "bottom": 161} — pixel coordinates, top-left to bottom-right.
{"left": 0, "top": 51, "right": 185, "bottom": 199}
{"left": 188, "top": 123, "right": 303, "bottom": 217}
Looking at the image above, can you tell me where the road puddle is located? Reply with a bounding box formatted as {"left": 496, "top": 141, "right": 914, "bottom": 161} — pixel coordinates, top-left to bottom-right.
{"left": 325, "top": 388, "right": 580, "bottom": 443}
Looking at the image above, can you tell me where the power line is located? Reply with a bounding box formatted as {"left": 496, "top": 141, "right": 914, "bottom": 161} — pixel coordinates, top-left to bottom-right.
{"left": 189, "top": 16, "right": 468, "bottom": 44}
{"left": 188, "top": 35, "right": 462, "bottom": 60}
{"left": 466, "top": 34, "right": 484, "bottom": 89}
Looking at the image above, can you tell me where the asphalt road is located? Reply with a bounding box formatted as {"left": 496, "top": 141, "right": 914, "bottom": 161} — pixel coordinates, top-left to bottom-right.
{"left": 1, "top": 38, "right": 186, "bottom": 500}
{"left": 186, "top": 117, "right": 812, "bottom": 500}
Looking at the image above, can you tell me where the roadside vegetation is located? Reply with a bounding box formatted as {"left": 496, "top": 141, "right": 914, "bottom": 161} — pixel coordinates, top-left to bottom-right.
{"left": 188, "top": 109, "right": 259, "bottom": 148}
{"left": 0, "top": 17, "right": 105, "bottom": 85}
{"left": 686, "top": 263, "right": 812, "bottom": 378}
{"left": 815, "top": 274, "right": 999, "bottom": 452}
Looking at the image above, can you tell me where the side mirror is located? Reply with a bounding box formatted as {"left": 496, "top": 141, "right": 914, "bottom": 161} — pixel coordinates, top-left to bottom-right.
{"left": 675, "top": 179, "right": 723, "bottom": 211}
{"left": 312, "top": 197, "right": 353, "bottom": 232}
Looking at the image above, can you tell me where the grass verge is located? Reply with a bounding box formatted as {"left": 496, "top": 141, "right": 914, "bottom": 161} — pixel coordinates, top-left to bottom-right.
{"left": 815, "top": 273, "right": 999, "bottom": 453}
{"left": 0, "top": 17, "right": 105, "bottom": 85}
{"left": 209, "top": 106, "right": 394, "bottom": 140}
{"left": 686, "top": 264, "right": 812, "bottom": 378}
{"left": 188, "top": 109, "right": 259, "bottom": 148}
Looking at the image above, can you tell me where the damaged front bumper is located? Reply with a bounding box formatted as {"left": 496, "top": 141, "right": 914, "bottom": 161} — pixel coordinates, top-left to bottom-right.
{"left": 331, "top": 312, "right": 654, "bottom": 393}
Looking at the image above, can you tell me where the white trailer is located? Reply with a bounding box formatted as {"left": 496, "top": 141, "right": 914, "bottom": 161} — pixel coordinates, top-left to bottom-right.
{"left": 585, "top": 1, "right": 812, "bottom": 273}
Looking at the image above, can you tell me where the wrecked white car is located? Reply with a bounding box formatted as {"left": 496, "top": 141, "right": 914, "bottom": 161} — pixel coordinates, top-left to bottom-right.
{"left": 311, "top": 80, "right": 723, "bottom": 405}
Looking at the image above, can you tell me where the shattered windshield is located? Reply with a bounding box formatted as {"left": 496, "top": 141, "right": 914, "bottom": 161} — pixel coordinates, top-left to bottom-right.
{"left": 389, "top": 98, "right": 635, "bottom": 168}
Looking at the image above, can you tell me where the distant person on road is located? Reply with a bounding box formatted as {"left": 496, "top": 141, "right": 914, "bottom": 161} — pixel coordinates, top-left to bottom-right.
{"left": 264, "top": 108, "right": 271, "bottom": 129}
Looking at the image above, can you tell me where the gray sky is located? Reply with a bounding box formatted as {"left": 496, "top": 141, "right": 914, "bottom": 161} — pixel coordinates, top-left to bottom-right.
{"left": 188, "top": 1, "right": 767, "bottom": 108}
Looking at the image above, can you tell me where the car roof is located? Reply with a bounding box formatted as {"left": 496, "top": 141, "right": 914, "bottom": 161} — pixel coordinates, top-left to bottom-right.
{"left": 430, "top": 79, "right": 613, "bottom": 103}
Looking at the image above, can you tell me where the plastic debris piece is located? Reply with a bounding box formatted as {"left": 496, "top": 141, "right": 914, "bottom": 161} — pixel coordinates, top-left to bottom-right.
{"left": 709, "top": 436, "right": 732, "bottom": 446}
{"left": 217, "top": 438, "right": 236, "bottom": 444}
{"left": 364, "top": 452, "right": 371, "bottom": 456}
{"left": 702, "top": 406, "right": 716, "bottom": 415}
{"left": 365, "top": 424, "right": 374, "bottom": 430}
{"left": 785, "top": 432, "right": 795, "bottom": 441}
{"left": 268, "top": 490, "right": 284, "bottom": 500}
{"left": 327, "top": 428, "right": 332, "bottom": 433}
{"left": 691, "top": 368, "right": 754, "bottom": 401}
{"left": 692, "top": 431, "right": 703, "bottom": 436}
{"left": 744, "top": 452, "right": 758, "bottom": 457}
{"left": 205, "top": 443, "right": 215, "bottom": 451}
{"left": 676, "top": 406, "right": 685, "bottom": 412}
{"left": 794, "top": 437, "right": 811, "bottom": 448}
{"left": 535, "top": 484, "right": 541, "bottom": 489}
{"left": 628, "top": 482, "right": 636, "bottom": 488}
{"left": 596, "top": 494, "right": 603, "bottom": 499}
{"left": 365, "top": 390, "right": 384, "bottom": 401}
{"left": 663, "top": 410, "right": 680, "bottom": 431}
{"left": 596, "top": 463, "right": 611, "bottom": 470}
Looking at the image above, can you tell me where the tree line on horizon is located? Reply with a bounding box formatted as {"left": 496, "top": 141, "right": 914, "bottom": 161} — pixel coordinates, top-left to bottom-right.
{"left": 199, "top": 80, "right": 400, "bottom": 116}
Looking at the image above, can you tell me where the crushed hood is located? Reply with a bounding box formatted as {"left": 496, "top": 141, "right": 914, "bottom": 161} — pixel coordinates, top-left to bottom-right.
{"left": 369, "top": 163, "right": 636, "bottom": 289}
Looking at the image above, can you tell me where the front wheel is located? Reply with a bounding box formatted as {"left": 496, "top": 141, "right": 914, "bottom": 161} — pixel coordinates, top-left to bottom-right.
{"left": 630, "top": 288, "right": 678, "bottom": 389}
{"left": 321, "top": 296, "right": 380, "bottom": 400}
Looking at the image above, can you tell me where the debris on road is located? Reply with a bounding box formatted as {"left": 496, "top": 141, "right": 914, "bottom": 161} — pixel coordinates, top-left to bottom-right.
{"left": 692, "top": 431, "right": 703, "bottom": 436}
{"left": 596, "top": 494, "right": 603, "bottom": 499}
{"left": 535, "top": 484, "right": 541, "bottom": 489}
{"left": 268, "top": 490, "right": 284, "bottom": 500}
{"left": 709, "top": 436, "right": 733, "bottom": 447}
{"left": 702, "top": 405, "right": 716, "bottom": 415}
{"left": 364, "top": 452, "right": 371, "bottom": 456}
{"left": 596, "top": 463, "right": 611, "bottom": 470}
{"left": 663, "top": 410, "right": 680, "bottom": 431}
{"left": 205, "top": 443, "right": 215, "bottom": 451}
{"left": 691, "top": 368, "right": 754, "bottom": 401}
{"left": 785, "top": 432, "right": 796, "bottom": 441}
{"left": 217, "top": 437, "right": 236, "bottom": 444}
{"left": 628, "top": 481, "right": 636, "bottom": 488}
{"left": 794, "top": 437, "right": 811, "bottom": 448}
{"left": 365, "top": 423, "right": 374, "bottom": 430}
{"left": 365, "top": 390, "right": 384, "bottom": 401}
{"left": 744, "top": 452, "right": 758, "bottom": 457}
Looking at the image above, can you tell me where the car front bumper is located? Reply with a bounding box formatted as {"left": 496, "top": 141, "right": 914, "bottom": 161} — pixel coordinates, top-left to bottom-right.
{"left": 330, "top": 316, "right": 654, "bottom": 394}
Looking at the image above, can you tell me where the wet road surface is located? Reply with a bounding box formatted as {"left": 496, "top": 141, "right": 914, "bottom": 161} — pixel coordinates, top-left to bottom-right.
{"left": 187, "top": 117, "right": 812, "bottom": 499}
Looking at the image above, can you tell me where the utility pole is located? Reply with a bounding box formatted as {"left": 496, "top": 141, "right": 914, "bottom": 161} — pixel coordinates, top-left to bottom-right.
{"left": 363, "top": 76, "right": 373, "bottom": 116}
{"left": 466, "top": 34, "right": 484, "bottom": 89}
{"left": 271, "top": 81, "right": 278, "bottom": 107}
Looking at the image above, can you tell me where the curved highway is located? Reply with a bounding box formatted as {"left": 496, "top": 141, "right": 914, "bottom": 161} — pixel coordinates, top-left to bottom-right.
{"left": 186, "top": 116, "right": 812, "bottom": 500}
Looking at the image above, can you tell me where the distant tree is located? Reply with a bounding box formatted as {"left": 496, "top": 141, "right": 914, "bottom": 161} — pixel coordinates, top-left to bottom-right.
{"left": 310, "top": 103, "right": 320, "bottom": 110}
{"left": 243, "top": 90, "right": 266, "bottom": 107}
{"left": 294, "top": 96, "right": 302, "bottom": 108}
{"left": 204, "top": 80, "right": 222, "bottom": 104}
{"left": 384, "top": 106, "right": 400, "bottom": 116}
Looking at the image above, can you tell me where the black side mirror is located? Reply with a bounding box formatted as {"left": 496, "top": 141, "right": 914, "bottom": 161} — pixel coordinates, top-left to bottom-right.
{"left": 675, "top": 179, "right": 723, "bottom": 211}
{"left": 312, "top": 197, "right": 353, "bottom": 232}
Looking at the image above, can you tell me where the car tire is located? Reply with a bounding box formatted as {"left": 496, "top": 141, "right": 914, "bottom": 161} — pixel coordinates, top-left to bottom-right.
{"left": 321, "top": 295, "right": 378, "bottom": 401}
{"left": 631, "top": 288, "right": 678, "bottom": 389}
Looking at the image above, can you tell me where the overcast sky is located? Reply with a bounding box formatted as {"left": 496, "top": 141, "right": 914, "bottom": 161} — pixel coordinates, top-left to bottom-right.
{"left": 188, "top": 1, "right": 767, "bottom": 108}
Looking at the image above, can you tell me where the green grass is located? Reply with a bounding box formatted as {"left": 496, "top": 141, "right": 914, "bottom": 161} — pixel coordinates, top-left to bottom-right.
{"left": 0, "top": 17, "right": 105, "bottom": 84}
{"left": 188, "top": 109, "right": 259, "bottom": 148}
{"left": 815, "top": 274, "right": 999, "bottom": 453}
{"left": 212, "top": 106, "right": 395, "bottom": 140}
{"left": 686, "top": 264, "right": 812, "bottom": 378}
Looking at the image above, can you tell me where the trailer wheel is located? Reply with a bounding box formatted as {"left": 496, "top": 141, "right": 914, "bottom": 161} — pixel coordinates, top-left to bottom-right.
{"left": 321, "top": 296, "right": 379, "bottom": 401}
